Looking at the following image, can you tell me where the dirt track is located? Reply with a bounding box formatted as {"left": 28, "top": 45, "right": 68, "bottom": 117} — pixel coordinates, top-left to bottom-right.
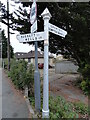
{"left": 40, "top": 69, "right": 88, "bottom": 105}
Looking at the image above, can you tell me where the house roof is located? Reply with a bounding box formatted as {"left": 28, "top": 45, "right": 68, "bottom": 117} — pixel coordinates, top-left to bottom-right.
{"left": 15, "top": 51, "right": 53, "bottom": 59}
{"left": 15, "top": 52, "right": 28, "bottom": 59}
{"left": 27, "top": 51, "right": 43, "bottom": 58}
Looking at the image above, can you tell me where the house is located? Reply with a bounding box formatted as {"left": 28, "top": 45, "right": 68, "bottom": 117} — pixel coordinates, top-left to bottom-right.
{"left": 15, "top": 51, "right": 54, "bottom": 65}
{"left": 56, "top": 54, "right": 64, "bottom": 61}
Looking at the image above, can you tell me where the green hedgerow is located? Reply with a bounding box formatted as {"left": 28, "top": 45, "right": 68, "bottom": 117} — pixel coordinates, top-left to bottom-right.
{"left": 8, "top": 59, "right": 34, "bottom": 90}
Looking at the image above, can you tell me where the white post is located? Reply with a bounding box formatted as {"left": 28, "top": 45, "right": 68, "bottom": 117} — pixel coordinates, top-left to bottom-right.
{"left": 41, "top": 8, "right": 51, "bottom": 118}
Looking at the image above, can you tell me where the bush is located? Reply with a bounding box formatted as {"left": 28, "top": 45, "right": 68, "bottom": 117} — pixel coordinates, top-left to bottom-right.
{"left": 80, "top": 79, "right": 90, "bottom": 95}
{"left": 78, "top": 63, "right": 90, "bottom": 95}
{"left": 9, "top": 59, "right": 34, "bottom": 90}
{"left": 26, "top": 64, "right": 34, "bottom": 96}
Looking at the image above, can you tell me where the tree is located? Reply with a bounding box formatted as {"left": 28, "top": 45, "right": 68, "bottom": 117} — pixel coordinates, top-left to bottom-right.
{"left": 1, "top": 30, "right": 14, "bottom": 58}
{"left": 10, "top": 3, "right": 90, "bottom": 61}
{"left": 1, "top": 2, "right": 90, "bottom": 94}
{"left": 1, "top": 0, "right": 14, "bottom": 71}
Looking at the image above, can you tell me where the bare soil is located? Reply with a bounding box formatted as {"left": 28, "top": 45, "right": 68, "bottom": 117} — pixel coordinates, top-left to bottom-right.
{"left": 40, "top": 69, "right": 88, "bottom": 105}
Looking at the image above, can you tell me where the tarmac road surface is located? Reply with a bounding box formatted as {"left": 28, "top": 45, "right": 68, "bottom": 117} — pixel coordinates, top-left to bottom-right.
{"left": 1, "top": 68, "right": 29, "bottom": 118}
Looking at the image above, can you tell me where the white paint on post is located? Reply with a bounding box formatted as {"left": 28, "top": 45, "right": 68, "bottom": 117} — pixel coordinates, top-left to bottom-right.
{"left": 41, "top": 8, "right": 51, "bottom": 118}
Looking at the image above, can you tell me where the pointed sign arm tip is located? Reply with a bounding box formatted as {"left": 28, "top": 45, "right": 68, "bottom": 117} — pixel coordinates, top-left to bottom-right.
{"left": 16, "top": 34, "right": 19, "bottom": 40}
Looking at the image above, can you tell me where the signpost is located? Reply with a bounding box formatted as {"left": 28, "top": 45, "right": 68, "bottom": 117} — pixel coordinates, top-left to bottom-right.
{"left": 41, "top": 8, "right": 51, "bottom": 118}
{"left": 16, "top": 5, "right": 67, "bottom": 118}
{"left": 41, "top": 8, "right": 67, "bottom": 118}
{"left": 16, "top": 31, "right": 45, "bottom": 43}
{"left": 49, "top": 23, "right": 67, "bottom": 38}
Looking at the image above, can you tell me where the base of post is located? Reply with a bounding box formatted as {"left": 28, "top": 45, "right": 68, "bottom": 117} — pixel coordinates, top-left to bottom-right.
{"left": 42, "top": 109, "right": 49, "bottom": 118}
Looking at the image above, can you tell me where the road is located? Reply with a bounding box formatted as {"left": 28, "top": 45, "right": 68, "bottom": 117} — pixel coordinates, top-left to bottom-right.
{"left": 1, "top": 68, "right": 29, "bottom": 118}
{"left": 0, "top": 68, "right": 2, "bottom": 119}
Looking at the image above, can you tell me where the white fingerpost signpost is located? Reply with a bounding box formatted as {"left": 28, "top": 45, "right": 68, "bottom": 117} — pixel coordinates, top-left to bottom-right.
{"left": 16, "top": 5, "right": 67, "bottom": 118}
{"left": 41, "top": 8, "right": 51, "bottom": 118}
{"left": 41, "top": 8, "right": 67, "bottom": 118}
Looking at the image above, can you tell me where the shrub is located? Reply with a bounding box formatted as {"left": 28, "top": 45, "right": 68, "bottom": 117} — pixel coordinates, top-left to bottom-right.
{"left": 26, "top": 64, "right": 34, "bottom": 96}
{"left": 8, "top": 59, "right": 34, "bottom": 90}
{"left": 78, "top": 63, "right": 90, "bottom": 95}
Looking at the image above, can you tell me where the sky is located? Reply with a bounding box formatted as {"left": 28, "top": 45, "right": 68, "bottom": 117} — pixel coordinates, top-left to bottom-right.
{"left": 0, "top": 0, "right": 35, "bottom": 53}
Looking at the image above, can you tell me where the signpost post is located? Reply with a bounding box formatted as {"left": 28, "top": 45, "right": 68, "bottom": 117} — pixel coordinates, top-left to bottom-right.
{"left": 30, "top": 0, "right": 41, "bottom": 112}
{"left": 41, "top": 8, "right": 67, "bottom": 118}
{"left": 41, "top": 8, "right": 51, "bottom": 118}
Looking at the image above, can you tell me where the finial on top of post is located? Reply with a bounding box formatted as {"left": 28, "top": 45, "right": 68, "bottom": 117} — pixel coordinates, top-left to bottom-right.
{"left": 41, "top": 8, "right": 52, "bottom": 20}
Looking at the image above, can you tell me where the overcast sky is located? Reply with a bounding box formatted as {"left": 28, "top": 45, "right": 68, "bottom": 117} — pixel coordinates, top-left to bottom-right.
{"left": 0, "top": 0, "right": 35, "bottom": 53}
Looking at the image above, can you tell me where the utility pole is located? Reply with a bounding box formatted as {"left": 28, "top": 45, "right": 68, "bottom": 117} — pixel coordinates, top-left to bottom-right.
{"left": 7, "top": 0, "right": 10, "bottom": 71}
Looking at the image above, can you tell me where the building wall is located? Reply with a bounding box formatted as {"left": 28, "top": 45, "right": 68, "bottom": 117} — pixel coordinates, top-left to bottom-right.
{"left": 31, "top": 58, "right": 44, "bottom": 65}
{"left": 29, "top": 58, "right": 53, "bottom": 65}
{"left": 17, "top": 57, "right": 53, "bottom": 65}
{"left": 31, "top": 58, "right": 35, "bottom": 65}
{"left": 55, "top": 61, "right": 79, "bottom": 74}
{"left": 38, "top": 58, "right": 44, "bottom": 64}
{"left": 25, "top": 59, "right": 28, "bottom": 62}
{"left": 56, "top": 55, "right": 63, "bottom": 60}
{"left": 49, "top": 58, "right": 53, "bottom": 65}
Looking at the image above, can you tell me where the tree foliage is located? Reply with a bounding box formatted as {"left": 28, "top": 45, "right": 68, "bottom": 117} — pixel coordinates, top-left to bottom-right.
{"left": 1, "top": 2, "right": 90, "bottom": 94}
{"left": 1, "top": 30, "right": 14, "bottom": 58}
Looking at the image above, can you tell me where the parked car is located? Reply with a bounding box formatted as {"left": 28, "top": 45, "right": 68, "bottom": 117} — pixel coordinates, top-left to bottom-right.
{"left": 38, "top": 63, "right": 44, "bottom": 69}
{"left": 38, "top": 63, "right": 52, "bottom": 69}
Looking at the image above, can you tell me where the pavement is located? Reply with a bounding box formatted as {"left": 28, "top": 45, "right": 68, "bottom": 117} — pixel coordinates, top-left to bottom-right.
{"left": 1, "top": 68, "right": 30, "bottom": 118}
{"left": 0, "top": 68, "right": 2, "bottom": 119}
